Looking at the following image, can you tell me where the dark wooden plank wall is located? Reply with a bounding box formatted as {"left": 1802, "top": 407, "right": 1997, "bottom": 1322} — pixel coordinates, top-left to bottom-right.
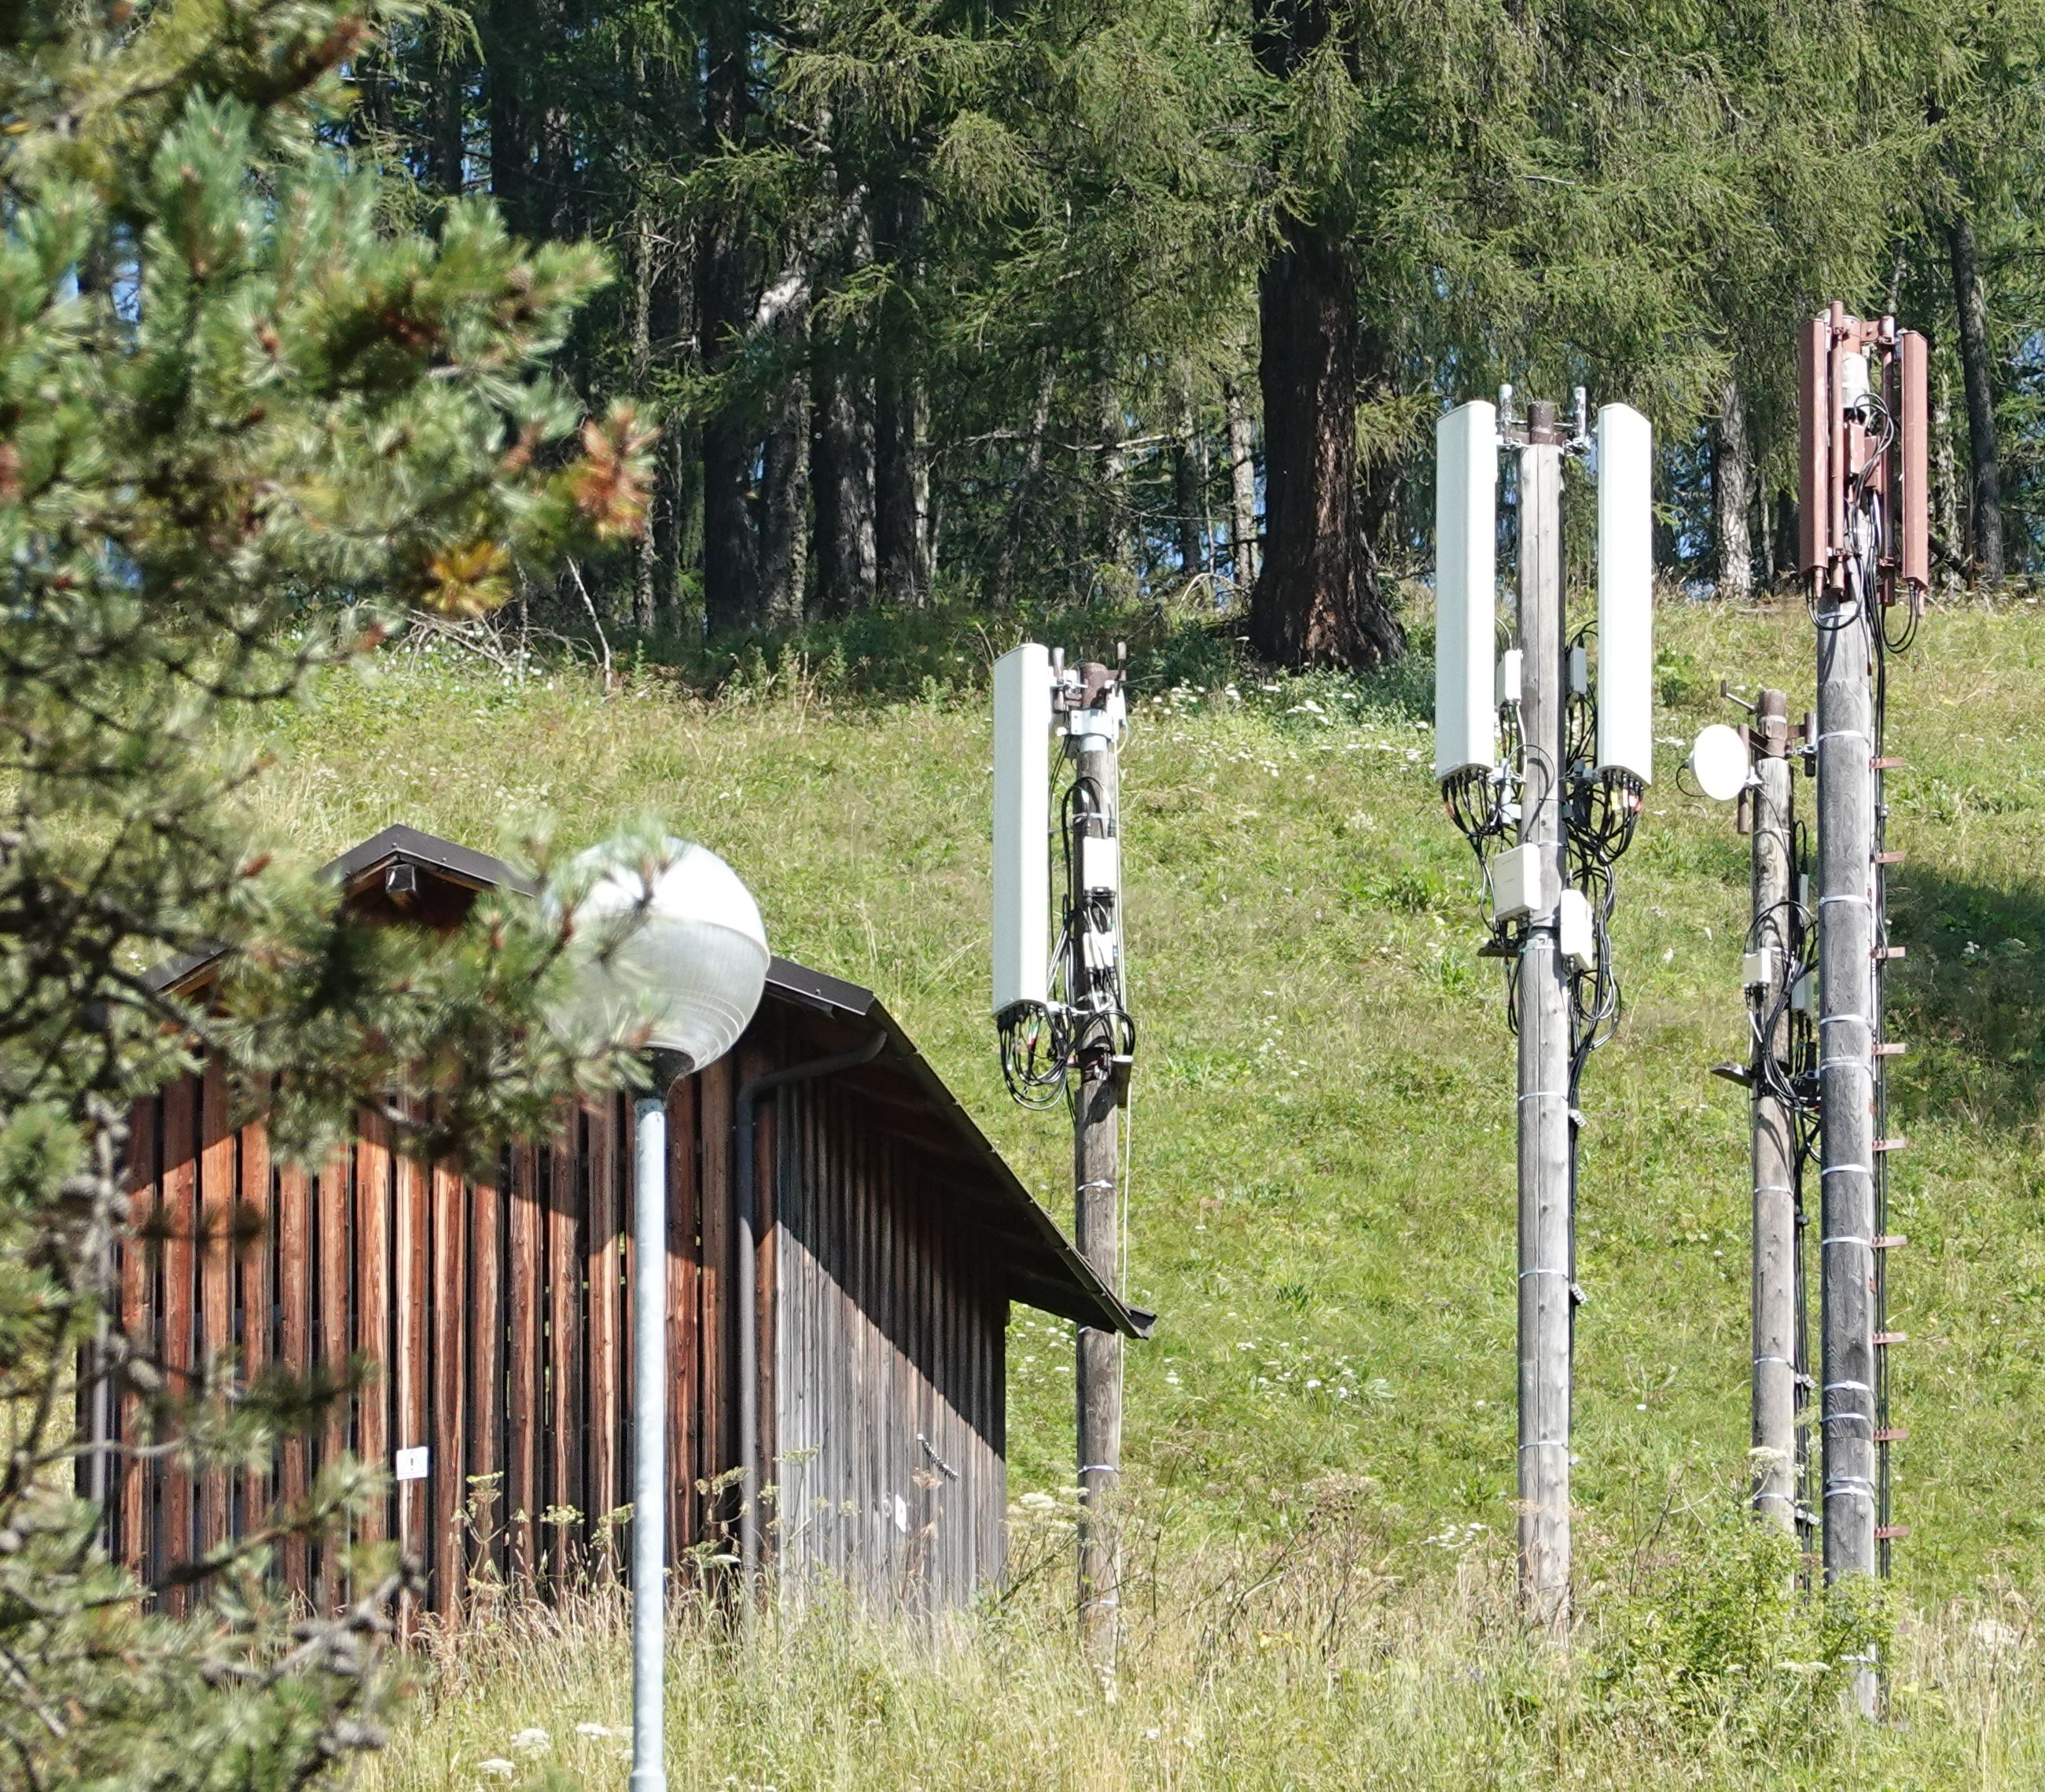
{"left": 771, "top": 1081, "right": 1007, "bottom": 1611}
{"left": 103, "top": 1076, "right": 713, "bottom": 1617}
{"left": 101, "top": 1031, "right": 1010, "bottom": 1618}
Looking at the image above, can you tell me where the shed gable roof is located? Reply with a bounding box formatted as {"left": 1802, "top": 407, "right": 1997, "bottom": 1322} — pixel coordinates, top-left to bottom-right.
{"left": 149, "top": 824, "right": 1151, "bottom": 1339}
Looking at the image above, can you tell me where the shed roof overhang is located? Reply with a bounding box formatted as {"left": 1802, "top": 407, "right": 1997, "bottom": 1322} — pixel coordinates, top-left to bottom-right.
{"left": 147, "top": 824, "right": 1153, "bottom": 1340}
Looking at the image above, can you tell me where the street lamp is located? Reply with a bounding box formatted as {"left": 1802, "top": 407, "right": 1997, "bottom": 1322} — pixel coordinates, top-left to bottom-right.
{"left": 567, "top": 839, "right": 767, "bottom": 1792}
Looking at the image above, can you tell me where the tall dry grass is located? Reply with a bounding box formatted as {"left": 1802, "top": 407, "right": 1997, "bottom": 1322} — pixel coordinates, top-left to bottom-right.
{"left": 366, "top": 1492, "right": 2045, "bottom": 1791}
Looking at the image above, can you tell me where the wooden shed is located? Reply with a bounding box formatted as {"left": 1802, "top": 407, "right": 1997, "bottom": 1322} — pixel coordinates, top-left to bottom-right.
{"left": 103, "top": 826, "right": 1149, "bottom": 1617}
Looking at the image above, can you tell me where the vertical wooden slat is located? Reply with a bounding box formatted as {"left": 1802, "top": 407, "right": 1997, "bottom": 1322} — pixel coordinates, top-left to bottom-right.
{"left": 892, "top": 1139, "right": 913, "bottom": 1597}
{"left": 988, "top": 1287, "right": 1007, "bottom": 1587}
{"left": 546, "top": 1112, "right": 583, "bottom": 1584}
{"left": 237, "top": 1111, "right": 273, "bottom": 1541}
{"left": 756, "top": 1082, "right": 777, "bottom": 1566}
{"left": 965, "top": 1253, "right": 980, "bottom": 1592}
{"left": 698, "top": 1058, "right": 730, "bottom": 1551}
{"left": 469, "top": 1157, "right": 505, "bottom": 1591}
{"left": 506, "top": 1143, "right": 543, "bottom": 1586}
{"left": 667, "top": 1076, "right": 700, "bottom": 1569}
{"left": 586, "top": 1097, "right": 620, "bottom": 1555}
{"left": 314, "top": 1141, "right": 351, "bottom": 1609}
{"left": 954, "top": 1240, "right": 970, "bottom": 1597}
{"left": 983, "top": 1262, "right": 999, "bottom": 1588}
{"left": 904, "top": 1157, "right": 921, "bottom": 1595}
{"left": 355, "top": 1108, "right": 392, "bottom": 1554}
{"left": 842, "top": 1104, "right": 866, "bottom": 1595}
{"left": 804, "top": 1086, "right": 825, "bottom": 1586}
{"left": 197, "top": 1058, "right": 234, "bottom": 1562}
{"left": 778, "top": 1086, "right": 804, "bottom": 1588}
{"left": 276, "top": 1152, "right": 311, "bottom": 1594}
{"left": 392, "top": 1124, "right": 428, "bottom": 1617}
{"left": 615, "top": 1095, "right": 632, "bottom": 1569}
{"left": 838, "top": 1088, "right": 863, "bottom": 1579}
{"left": 429, "top": 1154, "right": 466, "bottom": 1617}
{"left": 863, "top": 1106, "right": 885, "bottom": 1597}
{"left": 992, "top": 1289, "right": 1008, "bottom": 1585}
{"left": 116, "top": 1095, "right": 158, "bottom": 1574}
{"left": 907, "top": 1173, "right": 928, "bottom": 1604}
{"left": 930, "top": 1186, "right": 949, "bottom": 1602}
{"left": 158, "top": 1074, "right": 197, "bottom": 1610}
{"left": 873, "top": 1128, "right": 892, "bottom": 1598}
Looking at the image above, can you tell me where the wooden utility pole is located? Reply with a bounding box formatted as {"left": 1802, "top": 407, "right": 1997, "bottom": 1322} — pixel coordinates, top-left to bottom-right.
{"left": 1071, "top": 724, "right": 1123, "bottom": 1671}
{"left": 1516, "top": 401, "right": 1572, "bottom": 1637}
{"left": 1747, "top": 689, "right": 1800, "bottom": 1533}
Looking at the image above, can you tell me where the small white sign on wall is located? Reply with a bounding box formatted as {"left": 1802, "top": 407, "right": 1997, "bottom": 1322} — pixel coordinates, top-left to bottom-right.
{"left": 394, "top": 1445, "right": 430, "bottom": 1483}
{"left": 893, "top": 1494, "right": 909, "bottom": 1534}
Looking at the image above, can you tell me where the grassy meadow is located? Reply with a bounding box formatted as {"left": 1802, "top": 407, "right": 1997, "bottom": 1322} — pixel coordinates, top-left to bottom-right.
{"left": 238, "top": 593, "right": 2045, "bottom": 1786}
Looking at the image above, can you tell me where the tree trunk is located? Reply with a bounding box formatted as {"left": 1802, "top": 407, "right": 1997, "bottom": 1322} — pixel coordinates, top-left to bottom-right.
{"left": 1172, "top": 392, "right": 1205, "bottom": 579}
{"left": 351, "top": 41, "right": 398, "bottom": 153}
{"left": 631, "top": 208, "right": 659, "bottom": 634}
{"left": 698, "top": 21, "right": 758, "bottom": 635}
{"left": 757, "top": 307, "right": 811, "bottom": 629}
{"left": 485, "top": 0, "right": 530, "bottom": 233}
{"left": 993, "top": 352, "right": 1057, "bottom": 608}
{"left": 1713, "top": 377, "right": 1753, "bottom": 603}
{"left": 873, "top": 183, "right": 928, "bottom": 608}
{"left": 1095, "top": 380, "right": 1134, "bottom": 576}
{"left": 1947, "top": 210, "right": 2003, "bottom": 584}
{"left": 534, "top": 0, "right": 573, "bottom": 237}
{"left": 1224, "top": 377, "right": 1260, "bottom": 596}
{"left": 1772, "top": 491, "right": 1798, "bottom": 586}
{"left": 428, "top": 19, "right": 470, "bottom": 197}
{"left": 1933, "top": 357, "right": 1962, "bottom": 591}
{"left": 1246, "top": 213, "right": 1401, "bottom": 668}
{"left": 874, "top": 375, "right": 925, "bottom": 604}
{"left": 810, "top": 357, "right": 876, "bottom": 619}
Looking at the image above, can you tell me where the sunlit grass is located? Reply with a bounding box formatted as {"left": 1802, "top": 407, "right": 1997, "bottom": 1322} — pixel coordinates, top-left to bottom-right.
{"left": 238, "top": 591, "right": 2045, "bottom": 1783}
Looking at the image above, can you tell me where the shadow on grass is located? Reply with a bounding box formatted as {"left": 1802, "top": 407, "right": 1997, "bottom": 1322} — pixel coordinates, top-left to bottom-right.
{"left": 1887, "top": 867, "right": 2045, "bottom": 1135}
{"left": 479, "top": 588, "right": 1440, "bottom": 721}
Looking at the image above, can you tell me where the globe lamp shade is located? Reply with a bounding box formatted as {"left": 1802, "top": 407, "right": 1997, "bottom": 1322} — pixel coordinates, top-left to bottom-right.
{"left": 564, "top": 839, "right": 768, "bottom": 1070}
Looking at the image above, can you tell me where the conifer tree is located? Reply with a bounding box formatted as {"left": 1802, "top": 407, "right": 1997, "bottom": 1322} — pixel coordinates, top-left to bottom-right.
{"left": 0, "top": 0, "right": 649, "bottom": 1779}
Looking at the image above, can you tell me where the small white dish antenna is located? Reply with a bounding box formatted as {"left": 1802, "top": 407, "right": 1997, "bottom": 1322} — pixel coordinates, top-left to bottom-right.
{"left": 1688, "top": 724, "right": 1749, "bottom": 802}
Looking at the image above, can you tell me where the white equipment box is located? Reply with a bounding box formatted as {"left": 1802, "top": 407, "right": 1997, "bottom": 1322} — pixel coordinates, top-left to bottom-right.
{"left": 1559, "top": 889, "right": 1594, "bottom": 972}
{"left": 1492, "top": 844, "right": 1551, "bottom": 923}
{"left": 991, "top": 645, "right": 1051, "bottom": 1014}
{"left": 1434, "top": 400, "right": 1499, "bottom": 779}
{"left": 1594, "top": 403, "right": 1654, "bottom": 785}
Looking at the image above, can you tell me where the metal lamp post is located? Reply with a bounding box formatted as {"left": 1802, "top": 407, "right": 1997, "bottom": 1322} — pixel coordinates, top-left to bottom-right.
{"left": 565, "top": 840, "right": 768, "bottom": 1792}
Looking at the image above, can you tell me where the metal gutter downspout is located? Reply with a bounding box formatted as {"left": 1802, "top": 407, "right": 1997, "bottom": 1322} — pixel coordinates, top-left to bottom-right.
{"left": 734, "top": 1032, "right": 887, "bottom": 1618}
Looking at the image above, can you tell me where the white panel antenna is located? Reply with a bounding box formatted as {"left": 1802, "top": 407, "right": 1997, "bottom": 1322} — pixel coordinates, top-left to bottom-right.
{"left": 991, "top": 644, "right": 1051, "bottom": 1014}
{"left": 1594, "top": 403, "right": 1654, "bottom": 783}
{"left": 1434, "top": 400, "right": 1499, "bottom": 780}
